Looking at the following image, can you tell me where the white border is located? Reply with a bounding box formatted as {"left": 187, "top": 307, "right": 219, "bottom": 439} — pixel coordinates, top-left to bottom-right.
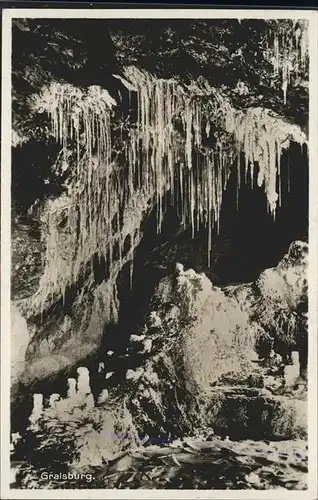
{"left": 1, "top": 8, "right": 317, "bottom": 500}
{"left": 0, "top": 8, "right": 317, "bottom": 19}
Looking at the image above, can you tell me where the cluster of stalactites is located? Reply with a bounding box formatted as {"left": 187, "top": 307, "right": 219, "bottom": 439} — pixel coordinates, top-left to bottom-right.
{"left": 265, "top": 20, "right": 309, "bottom": 105}
{"left": 31, "top": 82, "right": 115, "bottom": 167}
{"left": 224, "top": 106, "right": 306, "bottom": 215}
{"left": 123, "top": 67, "right": 234, "bottom": 240}
{"left": 31, "top": 66, "right": 307, "bottom": 307}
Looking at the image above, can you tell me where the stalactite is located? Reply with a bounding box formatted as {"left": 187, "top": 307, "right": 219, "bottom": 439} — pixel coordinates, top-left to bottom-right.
{"left": 224, "top": 107, "right": 306, "bottom": 215}
{"left": 265, "top": 20, "right": 309, "bottom": 104}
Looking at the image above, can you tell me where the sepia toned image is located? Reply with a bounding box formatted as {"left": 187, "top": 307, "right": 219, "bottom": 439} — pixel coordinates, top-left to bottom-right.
{"left": 1, "top": 8, "right": 317, "bottom": 499}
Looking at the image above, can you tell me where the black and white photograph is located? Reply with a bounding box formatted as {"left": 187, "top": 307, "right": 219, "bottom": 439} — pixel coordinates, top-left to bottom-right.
{"left": 1, "top": 8, "right": 317, "bottom": 499}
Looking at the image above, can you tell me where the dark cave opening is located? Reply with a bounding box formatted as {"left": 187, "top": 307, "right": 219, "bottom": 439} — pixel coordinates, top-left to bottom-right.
{"left": 11, "top": 140, "right": 63, "bottom": 217}
{"left": 217, "top": 142, "right": 308, "bottom": 284}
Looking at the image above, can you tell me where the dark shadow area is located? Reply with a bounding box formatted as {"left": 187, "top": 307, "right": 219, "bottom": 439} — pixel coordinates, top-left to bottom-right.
{"left": 216, "top": 142, "right": 308, "bottom": 284}
{"left": 11, "top": 141, "right": 62, "bottom": 216}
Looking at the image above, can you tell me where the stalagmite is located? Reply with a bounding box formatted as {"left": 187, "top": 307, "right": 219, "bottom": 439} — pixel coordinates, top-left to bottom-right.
{"left": 67, "top": 378, "right": 77, "bottom": 399}
{"left": 29, "top": 393, "right": 43, "bottom": 424}
{"left": 77, "top": 367, "right": 91, "bottom": 395}
{"left": 284, "top": 351, "right": 300, "bottom": 386}
{"left": 49, "top": 393, "right": 61, "bottom": 409}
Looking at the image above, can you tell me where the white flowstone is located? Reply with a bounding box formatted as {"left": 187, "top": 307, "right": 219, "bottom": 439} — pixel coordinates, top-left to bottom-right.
{"left": 98, "top": 362, "right": 105, "bottom": 373}
{"left": 76, "top": 430, "right": 104, "bottom": 467}
{"left": 105, "top": 372, "right": 114, "bottom": 380}
{"left": 77, "top": 367, "right": 91, "bottom": 395}
{"left": 175, "top": 263, "right": 184, "bottom": 275}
